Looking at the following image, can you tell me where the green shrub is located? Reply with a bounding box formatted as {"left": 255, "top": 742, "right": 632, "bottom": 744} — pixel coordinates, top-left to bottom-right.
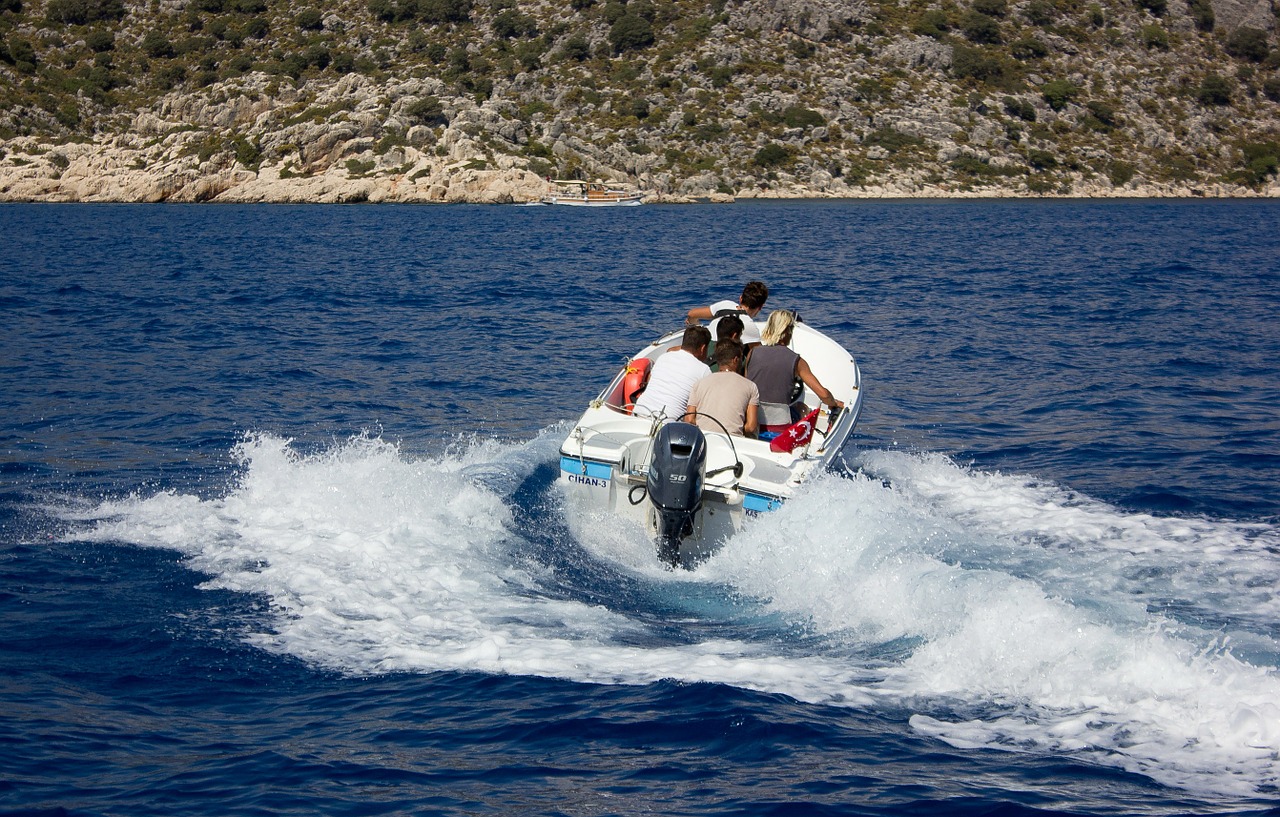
{"left": 85, "top": 29, "right": 115, "bottom": 52}
{"left": 1136, "top": 0, "right": 1165, "bottom": 15}
{"left": 1225, "top": 27, "right": 1270, "bottom": 62}
{"left": 1085, "top": 99, "right": 1120, "bottom": 129}
{"left": 155, "top": 63, "right": 187, "bottom": 89}
{"left": 951, "top": 43, "right": 1016, "bottom": 85}
{"left": 412, "top": 96, "right": 453, "bottom": 124}
{"left": 789, "top": 39, "right": 816, "bottom": 59}
{"left": 1027, "top": 148, "right": 1057, "bottom": 169}
{"left": 962, "top": 10, "right": 1003, "bottom": 43}
{"left": 1108, "top": 160, "right": 1135, "bottom": 186}
{"left": 524, "top": 139, "right": 553, "bottom": 158}
{"left": 972, "top": 0, "right": 1007, "bottom": 17}
{"left": 1243, "top": 153, "right": 1279, "bottom": 184}
{"left": 707, "top": 64, "right": 736, "bottom": 87}
{"left": 193, "top": 69, "right": 217, "bottom": 87}
{"left": 303, "top": 44, "right": 330, "bottom": 69}
{"left": 514, "top": 41, "right": 543, "bottom": 71}
{"left": 142, "top": 32, "right": 176, "bottom": 59}
{"left": 692, "top": 121, "right": 724, "bottom": 141}
{"left": 45, "top": 0, "right": 124, "bottom": 25}
{"left": 1140, "top": 24, "right": 1168, "bottom": 49}
{"left": 629, "top": 0, "right": 656, "bottom": 20}
{"left": 79, "top": 64, "right": 117, "bottom": 96}
{"left": 7, "top": 37, "right": 36, "bottom": 71}
{"left": 1040, "top": 79, "right": 1079, "bottom": 110}
{"left": 296, "top": 8, "right": 323, "bottom": 29}
{"left": 950, "top": 155, "right": 1019, "bottom": 177}
{"left": 560, "top": 34, "right": 590, "bottom": 61}
{"left": 1264, "top": 75, "right": 1280, "bottom": 102}
{"left": 274, "top": 53, "right": 307, "bottom": 78}
{"left": 753, "top": 142, "right": 791, "bottom": 167}
{"left": 1024, "top": 0, "right": 1055, "bottom": 25}
{"left": 913, "top": 9, "right": 951, "bottom": 37}
{"left": 1238, "top": 141, "right": 1280, "bottom": 184}
{"left": 493, "top": 9, "right": 537, "bottom": 37}
{"left": 331, "top": 51, "right": 355, "bottom": 73}
{"left": 1196, "top": 73, "right": 1232, "bottom": 105}
{"left": 54, "top": 101, "right": 79, "bottom": 128}
{"left": 175, "top": 36, "right": 213, "bottom": 56}
{"left": 1025, "top": 174, "right": 1057, "bottom": 193}
{"left": 1003, "top": 95, "right": 1037, "bottom": 121}
{"left": 602, "top": 0, "right": 625, "bottom": 23}
{"left": 1188, "top": 0, "right": 1213, "bottom": 30}
{"left": 626, "top": 97, "right": 650, "bottom": 119}
{"left": 864, "top": 127, "right": 924, "bottom": 153}
{"left": 346, "top": 158, "right": 376, "bottom": 175}
{"left": 233, "top": 137, "right": 260, "bottom": 168}
{"left": 609, "top": 14, "right": 654, "bottom": 53}
{"left": 242, "top": 17, "right": 269, "bottom": 39}
{"left": 1162, "top": 155, "right": 1199, "bottom": 182}
{"left": 782, "top": 106, "right": 825, "bottom": 128}
{"left": 418, "top": 0, "right": 472, "bottom": 24}
{"left": 1010, "top": 37, "right": 1049, "bottom": 59}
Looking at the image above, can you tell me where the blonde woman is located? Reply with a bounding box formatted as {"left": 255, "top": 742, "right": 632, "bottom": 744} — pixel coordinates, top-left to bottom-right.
{"left": 745, "top": 310, "right": 844, "bottom": 432}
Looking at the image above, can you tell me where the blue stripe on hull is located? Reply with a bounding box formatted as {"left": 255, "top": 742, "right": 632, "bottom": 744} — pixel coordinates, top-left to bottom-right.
{"left": 743, "top": 493, "right": 783, "bottom": 513}
{"left": 559, "top": 456, "right": 613, "bottom": 480}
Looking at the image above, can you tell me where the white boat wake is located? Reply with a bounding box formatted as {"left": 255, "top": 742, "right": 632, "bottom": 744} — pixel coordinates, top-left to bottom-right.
{"left": 47, "top": 431, "right": 1280, "bottom": 800}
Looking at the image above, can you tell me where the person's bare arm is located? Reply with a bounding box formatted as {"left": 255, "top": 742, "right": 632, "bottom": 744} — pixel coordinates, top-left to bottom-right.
{"left": 685, "top": 305, "right": 713, "bottom": 325}
{"left": 797, "top": 357, "right": 843, "bottom": 408}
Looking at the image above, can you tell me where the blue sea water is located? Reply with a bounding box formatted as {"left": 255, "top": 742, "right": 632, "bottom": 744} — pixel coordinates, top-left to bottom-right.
{"left": 2, "top": 200, "right": 1279, "bottom": 816}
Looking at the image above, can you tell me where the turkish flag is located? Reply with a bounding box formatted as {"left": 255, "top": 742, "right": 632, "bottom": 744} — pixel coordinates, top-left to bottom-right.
{"left": 769, "top": 408, "right": 821, "bottom": 453}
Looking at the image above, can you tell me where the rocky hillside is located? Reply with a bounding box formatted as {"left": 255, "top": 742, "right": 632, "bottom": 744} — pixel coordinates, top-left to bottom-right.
{"left": 0, "top": 0, "right": 1278, "bottom": 201}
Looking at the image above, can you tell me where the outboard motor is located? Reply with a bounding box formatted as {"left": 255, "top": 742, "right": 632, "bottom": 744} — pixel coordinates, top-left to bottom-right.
{"left": 647, "top": 421, "right": 707, "bottom": 568}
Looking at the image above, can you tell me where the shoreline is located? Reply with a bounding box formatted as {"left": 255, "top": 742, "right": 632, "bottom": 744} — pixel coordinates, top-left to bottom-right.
{"left": 3, "top": 132, "right": 1276, "bottom": 205}
{"left": 3, "top": 188, "right": 1277, "bottom": 203}
{"left": 2, "top": 169, "right": 1276, "bottom": 204}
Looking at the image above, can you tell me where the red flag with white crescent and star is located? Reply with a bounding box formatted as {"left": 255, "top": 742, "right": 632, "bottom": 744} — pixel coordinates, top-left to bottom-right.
{"left": 769, "top": 408, "right": 821, "bottom": 453}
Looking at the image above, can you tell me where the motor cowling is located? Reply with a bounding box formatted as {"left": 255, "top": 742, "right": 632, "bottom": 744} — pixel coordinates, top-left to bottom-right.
{"left": 647, "top": 421, "right": 707, "bottom": 567}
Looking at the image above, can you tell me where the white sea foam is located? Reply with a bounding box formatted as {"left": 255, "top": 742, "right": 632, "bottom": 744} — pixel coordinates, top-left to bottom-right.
{"left": 60, "top": 432, "right": 875, "bottom": 703}
{"left": 704, "top": 451, "right": 1280, "bottom": 798}
{"left": 56, "top": 434, "right": 1280, "bottom": 798}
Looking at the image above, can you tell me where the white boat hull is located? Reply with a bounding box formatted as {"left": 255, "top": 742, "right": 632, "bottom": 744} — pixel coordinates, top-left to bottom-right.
{"left": 542, "top": 194, "right": 644, "bottom": 207}
{"left": 559, "top": 322, "right": 863, "bottom": 567}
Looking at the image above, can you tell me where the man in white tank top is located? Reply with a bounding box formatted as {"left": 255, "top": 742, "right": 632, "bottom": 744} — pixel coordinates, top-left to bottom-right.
{"left": 633, "top": 326, "right": 711, "bottom": 420}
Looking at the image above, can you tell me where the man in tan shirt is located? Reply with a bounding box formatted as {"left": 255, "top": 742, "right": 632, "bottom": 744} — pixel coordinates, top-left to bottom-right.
{"left": 684, "top": 340, "right": 760, "bottom": 437}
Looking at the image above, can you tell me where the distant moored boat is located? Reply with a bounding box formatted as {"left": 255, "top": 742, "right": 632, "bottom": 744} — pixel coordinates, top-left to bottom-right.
{"left": 541, "top": 179, "right": 645, "bottom": 206}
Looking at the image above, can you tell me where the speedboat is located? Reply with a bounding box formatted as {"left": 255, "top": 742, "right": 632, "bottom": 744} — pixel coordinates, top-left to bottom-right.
{"left": 558, "top": 321, "right": 863, "bottom": 568}
{"left": 542, "top": 180, "right": 645, "bottom": 206}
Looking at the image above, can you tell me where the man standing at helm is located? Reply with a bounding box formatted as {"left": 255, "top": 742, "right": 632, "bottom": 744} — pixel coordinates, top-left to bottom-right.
{"left": 685, "top": 280, "right": 768, "bottom": 347}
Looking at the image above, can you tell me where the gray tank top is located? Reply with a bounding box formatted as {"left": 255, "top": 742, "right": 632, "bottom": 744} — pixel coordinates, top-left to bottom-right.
{"left": 747, "top": 345, "right": 799, "bottom": 403}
